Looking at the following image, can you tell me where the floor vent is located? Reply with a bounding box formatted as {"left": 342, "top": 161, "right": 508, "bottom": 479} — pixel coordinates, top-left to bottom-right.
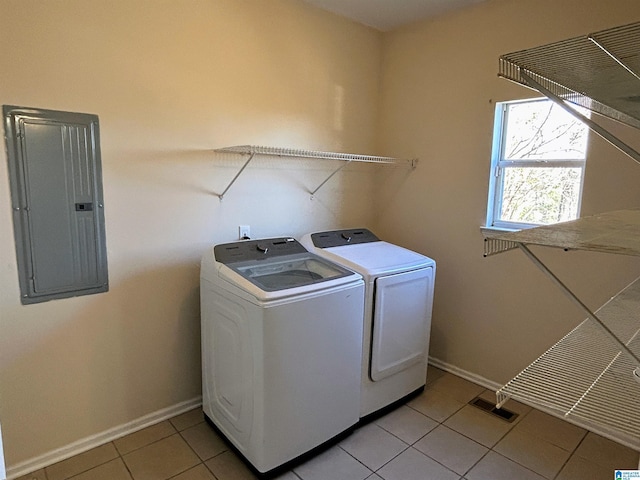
{"left": 469, "top": 396, "right": 518, "bottom": 423}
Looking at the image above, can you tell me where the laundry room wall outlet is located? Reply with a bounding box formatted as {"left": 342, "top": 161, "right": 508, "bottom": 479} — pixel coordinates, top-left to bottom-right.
{"left": 239, "top": 225, "right": 251, "bottom": 240}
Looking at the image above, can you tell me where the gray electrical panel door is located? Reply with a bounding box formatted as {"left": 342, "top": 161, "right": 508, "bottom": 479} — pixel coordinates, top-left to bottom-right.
{"left": 3, "top": 105, "right": 108, "bottom": 304}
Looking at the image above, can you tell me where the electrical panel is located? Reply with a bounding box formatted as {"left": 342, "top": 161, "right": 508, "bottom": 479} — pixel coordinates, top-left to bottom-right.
{"left": 4, "top": 105, "right": 108, "bottom": 304}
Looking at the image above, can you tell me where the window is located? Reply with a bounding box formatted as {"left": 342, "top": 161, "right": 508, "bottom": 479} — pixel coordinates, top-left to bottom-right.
{"left": 486, "top": 98, "right": 590, "bottom": 230}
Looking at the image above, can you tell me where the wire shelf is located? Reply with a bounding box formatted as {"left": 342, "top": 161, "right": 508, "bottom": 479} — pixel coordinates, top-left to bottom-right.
{"left": 215, "top": 145, "right": 414, "bottom": 165}
{"left": 212, "top": 145, "right": 417, "bottom": 199}
{"left": 486, "top": 209, "right": 640, "bottom": 257}
{"left": 499, "top": 21, "right": 640, "bottom": 130}
{"left": 497, "top": 275, "right": 640, "bottom": 450}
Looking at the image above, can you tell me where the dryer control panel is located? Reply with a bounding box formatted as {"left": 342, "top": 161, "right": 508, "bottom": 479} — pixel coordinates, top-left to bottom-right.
{"left": 310, "top": 229, "right": 380, "bottom": 248}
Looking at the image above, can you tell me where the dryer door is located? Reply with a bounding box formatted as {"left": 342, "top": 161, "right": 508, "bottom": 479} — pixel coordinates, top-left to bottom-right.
{"left": 370, "top": 267, "right": 434, "bottom": 381}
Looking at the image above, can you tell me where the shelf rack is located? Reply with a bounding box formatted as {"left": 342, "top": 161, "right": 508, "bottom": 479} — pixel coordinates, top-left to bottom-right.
{"left": 486, "top": 20, "right": 640, "bottom": 451}
{"left": 497, "top": 277, "right": 640, "bottom": 449}
{"left": 499, "top": 21, "right": 640, "bottom": 165}
{"left": 484, "top": 210, "right": 640, "bottom": 449}
{"left": 213, "top": 145, "right": 417, "bottom": 199}
{"left": 499, "top": 21, "right": 640, "bottom": 130}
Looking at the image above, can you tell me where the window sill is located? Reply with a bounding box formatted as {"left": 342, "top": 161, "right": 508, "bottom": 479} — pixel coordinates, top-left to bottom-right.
{"left": 481, "top": 222, "right": 544, "bottom": 235}
{"left": 480, "top": 226, "right": 519, "bottom": 235}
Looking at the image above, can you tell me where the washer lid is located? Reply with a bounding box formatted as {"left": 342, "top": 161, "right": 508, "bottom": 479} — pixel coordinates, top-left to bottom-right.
{"left": 214, "top": 238, "right": 358, "bottom": 292}
{"left": 228, "top": 253, "right": 355, "bottom": 292}
{"left": 323, "top": 241, "right": 434, "bottom": 277}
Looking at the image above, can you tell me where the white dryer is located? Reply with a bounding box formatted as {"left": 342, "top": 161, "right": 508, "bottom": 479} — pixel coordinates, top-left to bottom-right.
{"left": 200, "top": 237, "right": 364, "bottom": 476}
{"left": 301, "top": 229, "right": 436, "bottom": 420}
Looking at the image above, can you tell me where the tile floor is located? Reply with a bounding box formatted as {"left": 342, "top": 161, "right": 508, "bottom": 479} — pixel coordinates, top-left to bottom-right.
{"left": 16, "top": 367, "right": 639, "bottom": 480}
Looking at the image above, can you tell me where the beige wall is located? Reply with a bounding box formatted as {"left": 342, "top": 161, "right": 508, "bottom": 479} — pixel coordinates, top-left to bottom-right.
{"left": 376, "top": 0, "right": 640, "bottom": 383}
{"left": 0, "top": 0, "right": 383, "bottom": 468}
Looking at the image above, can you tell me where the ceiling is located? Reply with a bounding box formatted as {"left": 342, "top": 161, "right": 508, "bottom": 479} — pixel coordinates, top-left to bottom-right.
{"left": 303, "top": 0, "right": 486, "bottom": 31}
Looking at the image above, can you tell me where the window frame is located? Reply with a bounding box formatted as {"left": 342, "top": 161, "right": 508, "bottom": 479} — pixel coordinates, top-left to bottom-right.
{"left": 486, "top": 98, "right": 588, "bottom": 231}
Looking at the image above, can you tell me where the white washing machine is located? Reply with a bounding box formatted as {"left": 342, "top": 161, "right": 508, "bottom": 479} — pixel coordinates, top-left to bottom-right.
{"left": 200, "top": 237, "right": 364, "bottom": 476}
{"left": 301, "top": 228, "right": 436, "bottom": 420}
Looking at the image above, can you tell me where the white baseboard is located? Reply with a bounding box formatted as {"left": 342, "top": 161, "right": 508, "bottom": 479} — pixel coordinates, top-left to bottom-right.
{"left": 428, "top": 356, "right": 503, "bottom": 392}
{"left": 6, "top": 396, "right": 202, "bottom": 480}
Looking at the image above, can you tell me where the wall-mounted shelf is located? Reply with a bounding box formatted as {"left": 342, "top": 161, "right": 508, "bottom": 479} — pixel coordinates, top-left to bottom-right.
{"left": 487, "top": 20, "right": 640, "bottom": 452}
{"left": 499, "top": 21, "right": 640, "bottom": 165}
{"left": 484, "top": 210, "right": 640, "bottom": 449}
{"left": 484, "top": 209, "right": 640, "bottom": 258}
{"left": 499, "top": 21, "right": 640, "bottom": 130}
{"left": 213, "top": 145, "right": 417, "bottom": 199}
{"left": 495, "top": 281, "right": 640, "bottom": 450}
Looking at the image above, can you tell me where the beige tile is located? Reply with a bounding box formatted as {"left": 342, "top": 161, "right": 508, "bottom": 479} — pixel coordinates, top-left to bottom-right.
{"left": 428, "top": 373, "right": 485, "bottom": 403}
{"left": 406, "top": 387, "right": 465, "bottom": 422}
{"left": 426, "top": 365, "right": 447, "bottom": 384}
{"left": 376, "top": 447, "right": 459, "bottom": 480}
{"left": 466, "top": 451, "right": 546, "bottom": 480}
{"left": 555, "top": 454, "right": 613, "bottom": 480}
{"left": 414, "top": 425, "right": 488, "bottom": 476}
{"left": 123, "top": 434, "right": 200, "bottom": 480}
{"left": 45, "top": 443, "right": 119, "bottom": 480}
{"left": 375, "top": 405, "right": 437, "bottom": 444}
{"left": 67, "top": 458, "right": 132, "bottom": 480}
{"left": 170, "top": 408, "right": 205, "bottom": 432}
{"left": 573, "top": 432, "right": 639, "bottom": 470}
{"left": 14, "top": 469, "right": 47, "bottom": 480}
{"left": 444, "top": 405, "right": 514, "bottom": 448}
{"left": 114, "top": 421, "right": 176, "bottom": 455}
{"left": 293, "top": 445, "right": 371, "bottom": 480}
{"left": 171, "top": 464, "right": 217, "bottom": 480}
{"left": 205, "top": 450, "right": 258, "bottom": 480}
{"left": 494, "top": 428, "right": 571, "bottom": 479}
{"left": 511, "top": 409, "right": 586, "bottom": 451}
{"left": 181, "top": 421, "right": 228, "bottom": 461}
{"left": 339, "top": 423, "right": 407, "bottom": 470}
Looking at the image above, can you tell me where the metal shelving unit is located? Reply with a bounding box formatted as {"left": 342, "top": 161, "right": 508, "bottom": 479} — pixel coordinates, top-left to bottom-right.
{"left": 213, "top": 145, "right": 417, "bottom": 199}
{"left": 485, "top": 21, "right": 640, "bottom": 450}
{"left": 485, "top": 210, "right": 640, "bottom": 449}
{"left": 496, "top": 287, "right": 640, "bottom": 449}
{"left": 499, "top": 21, "right": 640, "bottom": 164}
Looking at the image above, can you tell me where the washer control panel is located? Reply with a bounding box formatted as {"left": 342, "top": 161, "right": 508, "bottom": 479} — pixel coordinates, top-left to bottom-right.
{"left": 214, "top": 237, "right": 307, "bottom": 264}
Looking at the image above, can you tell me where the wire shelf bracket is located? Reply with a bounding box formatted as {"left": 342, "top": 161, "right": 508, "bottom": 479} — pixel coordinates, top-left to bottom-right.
{"left": 517, "top": 243, "right": 640, "bottom": 366}
{"left": 217, "top": 153, "right": 255, "bottom": 200}
{"left": 483, "top": 236, "right": 519, "bottom": 257}
{"left": 520, "top": 71, "right": 640, "bottom": 166}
